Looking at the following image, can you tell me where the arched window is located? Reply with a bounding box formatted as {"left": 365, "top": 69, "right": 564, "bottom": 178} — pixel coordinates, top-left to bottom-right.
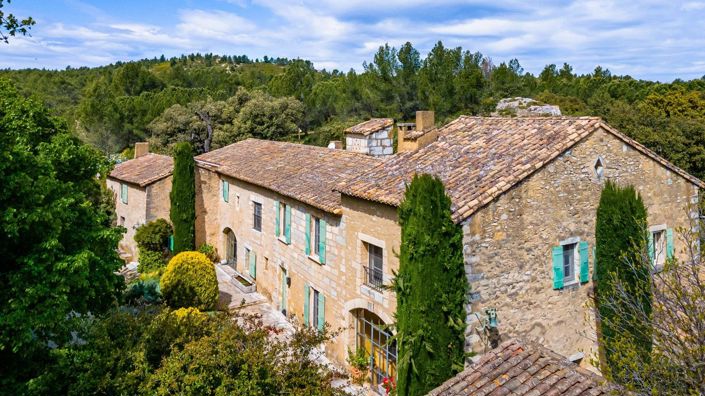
{"left": 352, "top": 309, "right": 396, "bottom": 386}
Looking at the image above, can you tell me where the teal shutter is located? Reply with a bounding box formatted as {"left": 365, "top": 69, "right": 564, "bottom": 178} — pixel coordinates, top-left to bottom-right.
{"left": 303, "top": 284, "right": 310, "bottom": 326}
{"left": 592, "top": 246, "right": 598, "bottom": 281}
{"left": 552, "top": 246, "right": 564, "bottom": 290}
{"left": 304, "top": 213, "right": 311, "bottom": 255}
{"left": 318, "top": 219, "right": 327, "bottom": 264}
{"left": 285, "top": 205, "right": 291, "bottom": 244}
{"left": 317, "top": 292, "right": 325, "bottom": 332}
{"left": 168, "top": 235, "right": 174, "bottom": 252}
{"left": 579, "top": 241, "right": 589, "bottom": 283}
{"left": 274, "top": 201, "right": 280, "bottom": 236}
{"left": 249, "top": 252, "right": 256, "bottom": 279}
{"left": 120, "top": 183, "right": 128, "bottom": 204}
{"left": 666, "top": 228, "right": 674, "bottom": 258}
{"left": 222, "top": 180, "right": 229, "bottom": 202}
{"left": 648, "top": 232, "right": 655, "bottom": 263}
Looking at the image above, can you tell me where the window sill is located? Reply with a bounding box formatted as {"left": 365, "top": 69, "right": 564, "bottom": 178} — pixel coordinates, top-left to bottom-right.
{"left": 252, "top": 228, "right": 262, "bottom": 234}
{"left": 277, "top": 236, "right": 291, "bottom": 245}
{"left": 307, "top": 254, "right": 323, "bottom": 265}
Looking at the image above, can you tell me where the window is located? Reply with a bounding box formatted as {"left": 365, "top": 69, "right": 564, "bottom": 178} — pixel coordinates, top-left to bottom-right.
{"left": 253, "top": 202, "right": 262, "bottom": 231}
{"left": 120, "top": 183, "right": 128, "bottom": 204}
{"left": 222, "top": 180, "right": 229, "bottom": 202}
{"left": 276, "top": 202, "right": 291, "bottom": 243}
{"left": 313, "top": 217, "right": 321, "bottom": 255}
{"left": 304, "top": 284, "right": 325, "bottom": 331}
{"left": 563, "top": 243, "right": 576, "bottom": 281}
{"left": 594, "top": 157, "right": 605, "bottom": 180}
{"left": 312, "top": 289, "right": 320, "bottom": 327}
{"left": 119, "top": 216, "right": 125, "bottom": 226}
{"left": 649, "top": 227, "right": 673, "bottom": 271}
{"left": 366, "top": 243, "right": 384, "bottom": 290}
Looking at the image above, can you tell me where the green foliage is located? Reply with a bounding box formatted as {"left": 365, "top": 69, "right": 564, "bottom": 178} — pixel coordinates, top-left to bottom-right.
{"left": 170, "top": 142, "right": 195, "bottom": 252}
{"left": 160, "top": 252, "right": 219, "bottom": 311}
{"left": 124, "top": 278, "right": 162, "bottom": 305}
{"left": 29, "top": 306, "right": 342, "bottom": 395}
{"left": 347, "top": 347, "right": 368, "bottom": 371}
{"left": 198, "top": 243, "right": 218, "bottom": 263}
{"left": 394, "top": 174, "right": 467, "bottom": 396}
{"left": 0, "top": 78, "right": 125, "bottom": 391}
{"left": 595, "top": 180, "right": 652, "bottom": 384}
{"left": 135, "top": 218, "right": 172, "bottom": 252}
{"left": 138, "top": 250, "right": 168, "bottom": 274}
{"left": 0, "top": 0, "right": 35, "bottom": 43}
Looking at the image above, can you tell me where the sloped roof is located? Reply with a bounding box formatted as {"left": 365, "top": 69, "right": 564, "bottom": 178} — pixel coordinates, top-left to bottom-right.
{"left": 108, "top": 153, "right": 173, "bottom": 187}
{"left": 428, "top": 339, "right": 615, "bottom": 396}
{"left": 345, "top": 118, "right": 394, "bottom": 136}
{"left": 195, "top": 139, "right": 380, "bottom": 214}
{"left": 337, "top": 116, "right": 705, "bottom": 223}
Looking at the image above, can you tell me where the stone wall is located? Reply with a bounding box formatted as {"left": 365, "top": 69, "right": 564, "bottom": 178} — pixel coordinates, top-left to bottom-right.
{"left": 107, "top": 178, "right": 147, "bottom": 261}
{"left": 146, "top": 176, "right": 172, "bottom": 223}
{"left": 195, "top": 166, "right": 352, "bottom": 365}
{"left": 345, "top": 126, "right": 394, "bottom": 157}
{"left": 462, "top": 127, "right": 699, "bottom": 368}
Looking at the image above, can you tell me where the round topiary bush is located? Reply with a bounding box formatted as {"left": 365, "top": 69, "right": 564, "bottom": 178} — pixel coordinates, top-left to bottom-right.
{"left": 160, "top": 251, "right": 219, "bottom": 311}
{"left": 135, "top": 218, "right": 172, "bottom": 252}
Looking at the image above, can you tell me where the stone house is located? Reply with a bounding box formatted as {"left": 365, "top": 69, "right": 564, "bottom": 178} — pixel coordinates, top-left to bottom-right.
{"left": 344, "top": 118, "right": 395, "bottom": 157}
{"left": 107, "top": 143, "right": 173, "bottom": 261}
{"left": 337, "top": 115, "right": 704, "bottom": 369}
{"left": 193, "top": 139, "right": 387, "bottom": 373}
{"left": 116, "top": 113, "right": 703, "bottom": 385}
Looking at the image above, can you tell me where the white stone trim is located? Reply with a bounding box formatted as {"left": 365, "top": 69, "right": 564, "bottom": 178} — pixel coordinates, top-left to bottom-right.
{"left": 358, "top": 232, "right": 386, "bottom": 250}
{"left": 559, "top": 237, "right": 581, "bottom": 287}
{"left": 649, "top": 223, "right": 667, "bottom": 232}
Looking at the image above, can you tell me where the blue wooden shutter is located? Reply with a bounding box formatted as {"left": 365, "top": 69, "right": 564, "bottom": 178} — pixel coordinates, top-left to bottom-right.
{"left": 303, "top": 284, "right": 310, "bottom": 326}
{"left": 552, "top": 246, "right": 563, "bottom": 290}
{"left": 285, "top": 205, "right": 291, "bottom": 244}
{"left": 168, "top": 235, "right": 174, "bottom": 252}
{"left": 274, "top": 201, "right": 280, "bottom": 236}
{"left": 666, "top": 228, "right": 674, "bottom": 259}
{"left": 317, "top": 292, "right": 325, "bottom": 332}
{"left": 222, "top": 180, "right": 229, "bottom": 202}
{"left": 579, "top": 241, "right": 589, "bottom": 283}
{"left": 592, "top": 246, "right": 598, "bottom": 280}
{"left": 318, "top": 219, "right": 327, "bottom": 264}
{"left": 304, "top": 213, "right": 311, "bottom": 255}
{"left": 249, "top": 252, "right": 256, "bottom": 279}
{"left": 120, "top": 183, "right": 128, "bottom": 204}
{"left": 648, "top": 232, "right": 655, "bottom": 263}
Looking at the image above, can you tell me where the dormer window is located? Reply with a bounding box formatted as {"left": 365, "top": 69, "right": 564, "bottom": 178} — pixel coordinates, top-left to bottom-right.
{"left": 594, "top": 157, "right": 605, "bottom": 180}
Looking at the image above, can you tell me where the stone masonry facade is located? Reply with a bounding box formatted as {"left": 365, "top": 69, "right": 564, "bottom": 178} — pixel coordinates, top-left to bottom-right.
{"left": 345, "top": 126, "right": 394, "bottom": 157}
{"left": 461, "top": 127, "right": 698, "bottom": 365}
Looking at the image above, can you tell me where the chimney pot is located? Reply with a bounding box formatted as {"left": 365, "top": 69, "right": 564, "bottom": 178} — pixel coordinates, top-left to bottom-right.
{"left": 134, "top": 142, "right": 149, "bottom": 159}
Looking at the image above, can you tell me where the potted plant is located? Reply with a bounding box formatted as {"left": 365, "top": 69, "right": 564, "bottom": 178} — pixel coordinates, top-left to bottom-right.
{"left": 347, "top": 347, "right": 369, "bottom": 385}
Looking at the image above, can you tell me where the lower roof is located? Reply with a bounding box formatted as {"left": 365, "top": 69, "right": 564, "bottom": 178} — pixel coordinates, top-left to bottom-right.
{"left": 195, "top": 139, "right": 380, "bottom": 214}
{"left": 108, "top": 153, "right": 173, "bottom": 187}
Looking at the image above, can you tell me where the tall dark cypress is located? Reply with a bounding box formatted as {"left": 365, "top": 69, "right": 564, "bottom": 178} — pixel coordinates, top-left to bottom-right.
{"left": 394, "top": 174, "right": 467, "bottom": 396}
{"left": 170, "top": 142, "right": 196, "bottom": 253}
{"left": 595, "top": 180, "right": 651, "bottom": 383}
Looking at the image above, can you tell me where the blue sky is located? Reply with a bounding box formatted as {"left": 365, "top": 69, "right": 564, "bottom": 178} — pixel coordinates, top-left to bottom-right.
{"left": 2, "top": 0, "right": 705, "bottom": 81}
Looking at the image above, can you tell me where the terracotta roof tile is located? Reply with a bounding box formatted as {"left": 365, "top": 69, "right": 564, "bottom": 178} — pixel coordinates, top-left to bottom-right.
{"left": 337, "top": 116, "right": 704, "bottom": 223}
{"left": 344, "top": 118, "right": 394, "bottom": 136}
{"left": 108, "top": 153, "right": 173, "bottom": 187}
{"left": 195, "top": 139, "right": 380, "bottom": 214}
{"left": 428, "top": 339, "right": 615, "bottom": 396}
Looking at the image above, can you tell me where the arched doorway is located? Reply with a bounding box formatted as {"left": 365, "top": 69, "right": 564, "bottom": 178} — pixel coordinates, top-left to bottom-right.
{"left": 223, "top": 228, "right": 237, "bottom": 269}
{"left": 352, "top": 309, "right": 396, "bottom": 387}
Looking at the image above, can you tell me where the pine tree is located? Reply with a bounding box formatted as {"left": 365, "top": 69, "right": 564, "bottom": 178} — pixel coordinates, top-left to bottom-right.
{"left": 595, "top": 180, "right": 651, "bottom": 383}
{"left": 394, "top": 174, "right": 467, "bottom": 396}
{"left": 170, "top": 142, "right": 196, "bottom": 253}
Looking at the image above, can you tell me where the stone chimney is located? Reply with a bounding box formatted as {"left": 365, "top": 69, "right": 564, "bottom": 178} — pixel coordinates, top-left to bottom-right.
{"left": 327, "top": 140, "right": 343, "bottom": 149}
{"left": 397, "top": 111, "right": 437, "bottom": 153}
{"left": 134, "top": 142, "right": 149, "bottom": 159}
{"left": 416, "top": 110, "right": 434, "bottom": 132}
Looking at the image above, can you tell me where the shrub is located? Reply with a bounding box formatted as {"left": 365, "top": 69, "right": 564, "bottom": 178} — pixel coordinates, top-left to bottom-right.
{"left": 138, "top": 250, "right": 168, "bottom": 274}
{"left": 160, "top": 252, "right": 219, "bottom": 311}
{"left": 124, "top": 279, "right": 161, "bottom": 305}
{"left": 197, "top": 243, "right": 218, "bottom": 263}
{"left": 135, "top": 219, "right": 172, "bottom": 252}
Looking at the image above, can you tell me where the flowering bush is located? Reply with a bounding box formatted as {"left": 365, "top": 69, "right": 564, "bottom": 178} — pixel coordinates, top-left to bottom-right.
{"left": 382, "top": 376, "right": 396, "bottom": 395}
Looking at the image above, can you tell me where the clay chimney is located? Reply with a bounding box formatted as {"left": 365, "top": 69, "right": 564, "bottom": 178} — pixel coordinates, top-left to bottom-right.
{"left": 134, "top": 142, "right": 149, "bottom": 159}
{"left": 416, "top": 110, "right": 434, "bottom": 132}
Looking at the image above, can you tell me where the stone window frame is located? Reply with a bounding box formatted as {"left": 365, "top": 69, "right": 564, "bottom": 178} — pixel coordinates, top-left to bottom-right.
{"left": 252, "top": 199, "right": 263, "bottom": 233}
{"left": 559, "top": 236, "right": 581, "bottom": 287}
{"left": 359, "top": 233, "right": 386, "bottom": 291}
{"left": 649, "top": 224, "right": 668, "bottom": 271}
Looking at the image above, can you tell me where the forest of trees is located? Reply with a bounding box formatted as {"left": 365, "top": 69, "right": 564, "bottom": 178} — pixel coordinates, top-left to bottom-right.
{"left": 2, "top": 42, "right": 705, "bottom": 178}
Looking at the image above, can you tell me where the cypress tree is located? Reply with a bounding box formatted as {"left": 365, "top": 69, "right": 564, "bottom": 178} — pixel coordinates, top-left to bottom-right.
{"left": 595, "top": 180, "right": 651, "bottom": 383}
{"left": 394, "top": 174, "right": 467, "bottom": 396}
{"left": 170, "top": 142, "right": 196, "bottom": 253}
